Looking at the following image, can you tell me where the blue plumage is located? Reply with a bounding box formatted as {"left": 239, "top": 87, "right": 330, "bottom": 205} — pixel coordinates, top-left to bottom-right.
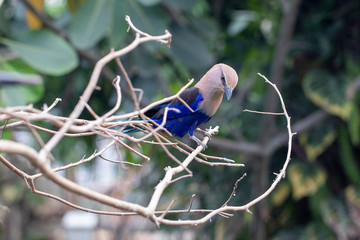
{"left": 151, "top": 91, "right": 211, "bottom": 138}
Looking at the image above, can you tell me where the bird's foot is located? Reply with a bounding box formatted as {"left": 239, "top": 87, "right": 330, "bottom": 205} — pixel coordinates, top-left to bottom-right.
{"left": 195, "top": 128, "right": 212, "bottom": 140}
{"left": 190, "top": 135, "right": 207, "bottom": 151}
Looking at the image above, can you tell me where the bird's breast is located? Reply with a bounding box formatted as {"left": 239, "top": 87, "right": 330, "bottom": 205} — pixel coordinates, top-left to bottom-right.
{"left": 198, "top": 91, "right": 223, "bottom": 116}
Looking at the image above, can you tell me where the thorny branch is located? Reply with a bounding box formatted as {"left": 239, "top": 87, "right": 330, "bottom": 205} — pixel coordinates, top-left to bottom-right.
{"left": 0, "top": 16, "right": 294, "bottom": 226}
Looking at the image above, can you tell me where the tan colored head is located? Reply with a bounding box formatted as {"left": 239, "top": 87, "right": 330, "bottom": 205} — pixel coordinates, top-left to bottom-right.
{"left": 195, "top": 63, "right": 238, "bottom": 116}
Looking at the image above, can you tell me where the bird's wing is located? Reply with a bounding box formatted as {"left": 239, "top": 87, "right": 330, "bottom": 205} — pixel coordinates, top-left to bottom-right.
{"left": 148, "top": 87, "right": 203, "bottom": 121}
{"left": 144, "top": 101, "right": 171, "bottom": 119}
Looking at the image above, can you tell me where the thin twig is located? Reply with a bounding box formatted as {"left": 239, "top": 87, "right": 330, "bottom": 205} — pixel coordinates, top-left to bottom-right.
{"left": 42, "top": 98, "right": 62, "bottom": 113}
{"left": 158, "top": 198, "right": 177, "bottom": 220}
{"left": 243, "top": 109, "right": 285, "bottom": 115}
{"left": 99, "top": 154, "right": 142, "bottom": 166}
{"left": 0, "top": 119, "right": 8, "bottom": 139}
{"left": 222, "top": 173, "right": 247, "bottom": 207}
{"left": 187, "top": 194, "right": 196, "bottom": 213}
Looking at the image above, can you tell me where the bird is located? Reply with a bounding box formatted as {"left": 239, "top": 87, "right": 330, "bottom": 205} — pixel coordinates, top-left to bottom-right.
{"left": 127, "top": 63, "right": 238, "bottom": 149}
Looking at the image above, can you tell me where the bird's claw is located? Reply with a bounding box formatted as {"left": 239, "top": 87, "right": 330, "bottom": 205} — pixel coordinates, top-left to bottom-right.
{"left": 190, "top": 135, "right": 207, "bottom": 151}
{"left": 195, "top": 128, "right": 212, "bottom": 140}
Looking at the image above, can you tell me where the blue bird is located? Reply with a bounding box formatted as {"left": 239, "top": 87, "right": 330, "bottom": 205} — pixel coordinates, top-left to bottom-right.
{"left": 128, "top": 63, "right": 238, "bottom": 148}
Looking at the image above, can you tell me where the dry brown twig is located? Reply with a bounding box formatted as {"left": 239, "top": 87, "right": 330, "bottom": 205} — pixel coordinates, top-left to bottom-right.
{"left": 0, "top": 16, "right": 294, "bottom": 227}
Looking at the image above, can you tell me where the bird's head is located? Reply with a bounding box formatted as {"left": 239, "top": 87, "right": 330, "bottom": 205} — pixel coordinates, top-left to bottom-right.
{"left": 197, "top": 63, "right": 238, "bottom": 101}
{"left": 218, "top": 64, "right": 238, "bottom": 101}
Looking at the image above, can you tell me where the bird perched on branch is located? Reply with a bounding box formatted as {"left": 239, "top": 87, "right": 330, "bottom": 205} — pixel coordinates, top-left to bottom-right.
{"left": 127, "top": 63, "right": 238, "bottom": 149}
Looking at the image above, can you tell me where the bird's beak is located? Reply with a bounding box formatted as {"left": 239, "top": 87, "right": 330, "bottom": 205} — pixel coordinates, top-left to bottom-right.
{"left": 224, "top": 86, "right": 233, "bottom": 101}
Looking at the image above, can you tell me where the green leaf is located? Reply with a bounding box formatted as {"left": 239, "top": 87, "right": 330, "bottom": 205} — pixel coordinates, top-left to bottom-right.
{"left": 0, "top": 3, "right": 10, "bottom": 36}
{"left": 107, "top": 0, "right": 128, "bottom": 49}
{"left": 107, "top": 0, "right": 169, "bottom": 50}
{"left": 137, "top": 0, "right": 161, "bottom": 7}
{"left": 288, "top": 162, "right": 326, "bottom": 200}
{"left": 189, "top": 16, "right": 218, "bottom": 41}
{"left": 228, "top": 10, "right": 259, "bottom": 36}
{"left": 345, "top": 55, "right": 360, "bottom": 80}
{"left": 131, "top": 47, "right": 157, "bottom": 77}
{"left": 170, "top": 25, "right": 214, "bottom": 70}
{"left": 299, "top": 120, "right": 337, "bottom": 161}
{"left": 161, "top": 0, "right": 196, "bottom": 11}
{"left": 69, "top": 0, "right": 110, "bottom": 50}
{"left": 0, "top": 84, "right": 44, "bottom": 107}
{"left": 339, "top": 124, "right": 360, "bottom": 185}
{"left": 0, "top": 57, "right": 36, "bottom": 74}
{"left": 0, "top": 58, "right": 44, "bottom": 106}
{"left": 271, "top": 181, "right": 291, "bottom": 206}
{"left": 348, "top": 105, "right": 360, "bottom": 145}
{"left": 303, "top": 70, "right": 352, "bottom": 119}
{"left": 1, "top": 30, "right": 79, "bottom": 76}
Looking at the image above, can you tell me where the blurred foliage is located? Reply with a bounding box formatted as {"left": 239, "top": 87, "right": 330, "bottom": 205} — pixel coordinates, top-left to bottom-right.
{"left": 1, "top": 30, "right": 79, "bottom": 75}
{"left": 299, "top": 119, "right": 337, "bottom": 161}
{"left": 0, "top": 0, "right": 360, "bottom": 239}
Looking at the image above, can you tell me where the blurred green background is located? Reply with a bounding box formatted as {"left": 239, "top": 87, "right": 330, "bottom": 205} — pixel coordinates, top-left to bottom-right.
{"left": 1, "top": 0, "right": 360, "bottom": 239}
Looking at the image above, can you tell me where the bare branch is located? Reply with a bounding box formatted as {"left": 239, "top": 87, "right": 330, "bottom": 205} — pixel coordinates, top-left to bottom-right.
{"left": 0, "top": 16, "right": 294, "bottom": 228}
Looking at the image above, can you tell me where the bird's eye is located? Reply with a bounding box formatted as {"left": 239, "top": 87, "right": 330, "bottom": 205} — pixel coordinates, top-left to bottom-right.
{"left": 221, "top": 73, "right": 226, "bottom": 85}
